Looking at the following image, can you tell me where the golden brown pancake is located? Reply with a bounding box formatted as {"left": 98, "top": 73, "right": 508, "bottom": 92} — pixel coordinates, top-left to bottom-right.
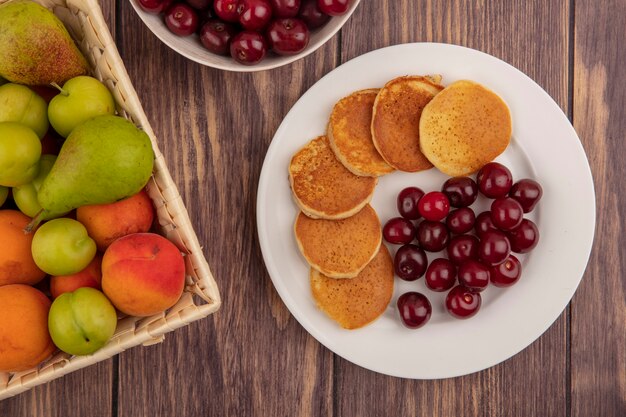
{"left": 310, "top": 244, "right": 394, "bottom": 329}
{"left": 371, "top": 75, "right": 444, "bottom": 172}
{"left": 419, "top": 79, "right": 512, "bottom": 176}
{"left": 294, "top": 204, "right": 382, "bottom": 279}
{"left": 327, "top": 89, "right": 394, "bottom": 177}
{"left": 289, "top": 135, "right": 377, "bottom": 219}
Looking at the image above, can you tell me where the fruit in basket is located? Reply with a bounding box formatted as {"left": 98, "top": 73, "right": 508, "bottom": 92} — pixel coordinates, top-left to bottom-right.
{"left": 0, "top": 186, "right": 7, "bottom": 206}
{"left": 48, "top": 287, "right": 117, "bottom": 356}
{"left": 102, "top": 233, "right": 186, "bottom": 317}
{"left": 267, "top": 18, "right": 310, "bottom": 55}
{"left": 0, "top": 210, "right": 46, "bottom": 286}
{"left": 35, "top": 115, "right": 154, "bottom": 219}
{"left": 0, "top": 83, "right": 49, "bottom": 138}
{"left": 0, "top": 122, "right": 41, "bottom": 187}
{"left": 31, "top": 218, "right": 97, "bottom": 276}
{"left": 13, "top": 154, "right": 68, "bottom": 220}
{"left": 76, "top": 189, "right": 155, "bottom": 251}
{"left": 48, "top": 76, "right": 116, "bottom": 138}
{"left": 0, "top": 0, "right": 88, "bottom": 85}
{"left": 0, "top": 284, "right": 55, "bottom": 372}
{"left": 50, "top": 254, "right": 102, "bottom": 299}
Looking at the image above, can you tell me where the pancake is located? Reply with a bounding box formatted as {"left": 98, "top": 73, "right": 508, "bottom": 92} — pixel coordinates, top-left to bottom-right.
{"left": 289, "top": 135, "right": 377, "bottom": 220}
{"left": 419, "top": 79, "right": 512, "bottom": 176}
{"left": 371, "top": 75, "right": 444, "bottom": 172}
{"left": 310, "top": 244, "right": 393, "bottom": 329}
{"left": 327, "top": 89, "right": 394, "bottom": 177}
{"left": 294, "top": 204, "right": 382, "bottom": 279}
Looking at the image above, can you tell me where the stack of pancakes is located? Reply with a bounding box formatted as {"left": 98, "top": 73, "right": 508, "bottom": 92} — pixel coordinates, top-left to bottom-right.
{"left": 288, "top": 75, "right": 511, "bottom": 329}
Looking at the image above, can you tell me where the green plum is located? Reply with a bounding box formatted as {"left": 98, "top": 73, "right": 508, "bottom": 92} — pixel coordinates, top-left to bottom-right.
{"left": 48, "top": 287, "right": 117, "bottom": 356}
{"left": 13, "top": 154, "right": 68, "bottom": 219}
{"left": 0, "top": 83, "right": 49, "bottom": 138}
{"left": 0, "top": 185, "right": 7, "bottom": 206}
{"left": 31, "top": 218, "right": 96, "bottom": 276}
{"left": 48, "top": 76, "right": 115, "bottom": 137}
{"left": 0, "top": 122, "right": 41, "bottom": 187}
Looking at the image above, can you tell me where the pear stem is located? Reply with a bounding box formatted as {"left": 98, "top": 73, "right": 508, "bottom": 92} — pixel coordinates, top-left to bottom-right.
{"left": 50, "top": 82, "right": 68, "bottom": 96}
{"left": 23, "top": 209, "right": 46, "bottom": 234}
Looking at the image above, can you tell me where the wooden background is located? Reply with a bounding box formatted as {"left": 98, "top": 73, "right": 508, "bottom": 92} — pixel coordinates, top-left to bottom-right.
{"left": 2, "top": 0, "right": 625, "bottom": 415}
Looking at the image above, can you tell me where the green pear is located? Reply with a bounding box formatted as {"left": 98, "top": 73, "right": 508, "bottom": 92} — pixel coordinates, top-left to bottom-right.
{"left": 37, "top": 115, "right": 154, "bottom": 215}
{"left": 0, "top": 0, "right": 89, "bottom": 85}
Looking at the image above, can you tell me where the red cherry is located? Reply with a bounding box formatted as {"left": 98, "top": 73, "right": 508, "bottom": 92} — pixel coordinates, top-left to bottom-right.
{"left": 397, "top": 292, "right": 432, "bottom": 329}
{"left": 475, "top": 211, "right": 498, "bottom": 238}
{"left": 397, "top": 186, "right": 424, "bottom": 220}
{"left": 230, "top": 31, "right": 268, "bottom": 65}
{"left": 382, "top": 217, "right": 415, "bottom": 245}
{"left": 447, "top": 234, "right": 479, "bottom": 265}
{"left": 509, "top": 179, "right": 543, "bottom": 213}
{"left": 267, "top": 18, "right": 310, "bottom": 55}
{"left": 446, "top": 207, "right": 475, "bottom": 234}
{"left": 490, "top": 255, "right": 522, "bottom": 287}
{"left": 298, "top": 0, "right": 330, "bottom": 29}
{"left": 214, "top": 0, "right": 240, "bottom": 21}
{"left": 445, "top": 285, "right": 481, "bottom": 319}
{"left": 418, "top": 191, "right": 450, "bottom": 221}
{"left": 239, "top": 0, "right": 273, "bottom": 31}
{"left": 394, "top": 244, "right": 427, "bottom": 281}
{"left": 269, "top": 0, "right": 300, "bottom": 17}
{"left": 164, "top": 4, "right": 200, "bottom": 36}
{"left": 200, "top": 20, "right": 238, "bottom": 55}
{"left": 317, "top": 0, "right": 349, "bottom": 16}
{"left": 477, "top": 162, "right": 513, "bottom": 198}
{"left": 425, "top": 258, "right": 456, "bottom": 292}
{"left": 490, "top": 197, "right": 524, "bottom": 231}
{"left": 478, "top": 230, "right": 511, "bottom": 266}
{"left": 138, "top": 0, "right": 174, "bottom": 14}
{"left": 507, "top": 219, "right": 539, "bottom": 253}
{"left": 457, "top": 260, "right": 490, "bottom": 292}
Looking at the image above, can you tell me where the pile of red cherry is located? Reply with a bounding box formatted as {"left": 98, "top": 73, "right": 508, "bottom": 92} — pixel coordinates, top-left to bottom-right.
{"left": 137, "top": 0, "right": 352, "bottom": 65}
{"left": 383, "top": 162, "right": 542, "bottom": 329}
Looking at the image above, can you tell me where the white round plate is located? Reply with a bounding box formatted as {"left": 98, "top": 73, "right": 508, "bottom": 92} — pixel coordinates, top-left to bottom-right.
{"left": 256, "top": 43, "right": 595, "bottom": 379}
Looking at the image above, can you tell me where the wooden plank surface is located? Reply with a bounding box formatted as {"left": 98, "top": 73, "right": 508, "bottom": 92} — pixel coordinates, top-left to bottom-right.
{"left": 1, "top": 0, "right": 624, "bottom": 416}
{"left": 571, "top": 0, "right": 626, "bottom": 416}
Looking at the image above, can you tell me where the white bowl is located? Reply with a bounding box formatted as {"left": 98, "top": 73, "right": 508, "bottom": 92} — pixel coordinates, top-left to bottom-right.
{"left": 128, "top": 0, "right": 361, "bottom": 72}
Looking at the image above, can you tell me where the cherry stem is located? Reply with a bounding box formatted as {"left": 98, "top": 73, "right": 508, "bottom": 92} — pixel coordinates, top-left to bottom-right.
{"left": 50, "top": 82, "right": 68, "bottom": 96}
{"left": 23, "top": 209, "right": 46, "bottom": 234}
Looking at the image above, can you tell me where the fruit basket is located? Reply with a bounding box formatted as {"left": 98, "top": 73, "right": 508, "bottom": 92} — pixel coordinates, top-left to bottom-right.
{"left": 0, "top": 0, "right": 221, "bottom": 400}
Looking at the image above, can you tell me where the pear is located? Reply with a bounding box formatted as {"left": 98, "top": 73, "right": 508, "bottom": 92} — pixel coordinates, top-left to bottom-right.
{"left": 36, "top": 115, "right": 154, "bottom": 217}
{"left": 0, "top": 0, "right": 89, "bottom": 85}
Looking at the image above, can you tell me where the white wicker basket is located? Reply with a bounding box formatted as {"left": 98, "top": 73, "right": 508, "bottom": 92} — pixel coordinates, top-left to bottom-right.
{"left": 0, "top": 0, "right": 221, "bottom": 400}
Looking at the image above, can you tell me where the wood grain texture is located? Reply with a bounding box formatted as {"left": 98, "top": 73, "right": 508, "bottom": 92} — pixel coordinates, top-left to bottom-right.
{"left": 337, "top": 2, "right": 570, "bottom": 416}
{"left": 112, "top": 1, "right": 336, "bottom": 416}
{"left": 3, "top": 0, "right": 625, "bottom": 415}
{"left": 571, "top": 0, "right": 626, "bottom": 415}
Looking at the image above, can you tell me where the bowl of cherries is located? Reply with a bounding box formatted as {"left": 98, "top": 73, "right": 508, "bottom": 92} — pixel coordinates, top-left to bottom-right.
{"left": 383, "top": 162, "right": 543, "bottom": 330}
{"left": 129, "top": 0, "right": 361, "bottom": 71}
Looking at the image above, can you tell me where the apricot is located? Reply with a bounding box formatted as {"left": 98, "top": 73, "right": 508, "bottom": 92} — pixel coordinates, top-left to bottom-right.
{"left": 50, "top": 254, "right": 102, "bottom": 299}
{"left": 0, "top": 210, "right": 46, "bottom": 286}
{"left": 76, "top": 189, "right": 154, "bottom": 252}
{"left": 102, "top": 233, "right": 185, "bottom": 317}
{"left": 0, "top": 284, "right": 55, "bottom": 372}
